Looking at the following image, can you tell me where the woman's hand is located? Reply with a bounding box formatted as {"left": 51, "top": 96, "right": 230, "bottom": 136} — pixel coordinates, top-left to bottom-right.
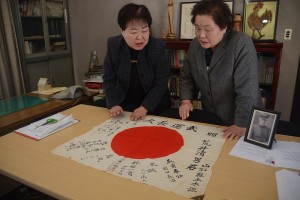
{"left": 130, "top": 106, "right": 148, "bottom": 121}
{"left": 109, "top": 106, "right": 123, "bottom": 117}
{"left": 223, "top": 125, "right": 246, "bottom": 140}
{"left": 179, "top": 100, "right": 193, "bottom": 120}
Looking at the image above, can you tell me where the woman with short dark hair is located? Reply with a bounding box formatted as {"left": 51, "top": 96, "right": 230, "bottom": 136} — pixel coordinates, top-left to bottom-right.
{"left": 101, "top": 3, "right": 171, "bottom": 121}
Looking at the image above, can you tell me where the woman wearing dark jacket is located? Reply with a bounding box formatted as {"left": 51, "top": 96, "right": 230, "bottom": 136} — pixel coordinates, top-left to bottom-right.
{"left": 102, "top": 3, "right": 171, "bottom": 121}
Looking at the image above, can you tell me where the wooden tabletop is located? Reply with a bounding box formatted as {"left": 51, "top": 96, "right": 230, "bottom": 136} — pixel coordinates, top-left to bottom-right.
{"left": 0, "top": 95, "right": 92, "bottom": 135}
{"left": 0, "top": 104, "right": 299, "bottom": 200}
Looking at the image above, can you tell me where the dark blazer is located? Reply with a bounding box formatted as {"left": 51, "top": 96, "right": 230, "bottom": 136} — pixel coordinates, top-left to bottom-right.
{"left": 180, "top": 29, "right": 262, "bottom": 127}
{"left": 103, "top": 35, "right": 170, "bottom": 112}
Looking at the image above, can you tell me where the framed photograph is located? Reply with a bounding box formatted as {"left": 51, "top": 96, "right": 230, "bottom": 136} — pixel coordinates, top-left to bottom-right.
{"left": 244, "top": 107, "right": 280, "bottom": 149}
{"left": 243, "top": 0, "right": 279, "bottom": 42}
{"left": 179, "top": 1, "right": 234, "bottom": 40}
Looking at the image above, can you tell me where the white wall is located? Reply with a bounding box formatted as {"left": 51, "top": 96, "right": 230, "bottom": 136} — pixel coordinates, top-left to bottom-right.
{"left": 68, "top": 0, "right": 300, "bottom": 121}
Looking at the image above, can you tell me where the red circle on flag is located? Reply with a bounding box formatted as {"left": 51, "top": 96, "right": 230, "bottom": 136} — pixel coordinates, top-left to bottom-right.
{"left": 111, "top": 126, "right": 184, "bottom": 159}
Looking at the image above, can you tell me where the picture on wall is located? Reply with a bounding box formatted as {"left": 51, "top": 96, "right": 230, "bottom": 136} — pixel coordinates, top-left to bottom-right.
{"left": 243, "top": 0, "right": 279, "bottom": 41}
{"left": 244, "top": 107, "right": 280, "bottom": 149}
{"left": 179, "top": 1, "right": 234, "bottom": 40}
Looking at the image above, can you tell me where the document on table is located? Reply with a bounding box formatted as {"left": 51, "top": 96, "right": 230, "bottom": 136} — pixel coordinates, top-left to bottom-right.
{"left": 15, "top": 113, "right": 79, "bottom": 140}
{"left": 230, "top": 137, "right": 300, "bottom": 170}
{"left": 276, "top": 169, "right": 300, "bottom": 200}
{"left": 273, "top": 141, "right": 300, "bottom": 170}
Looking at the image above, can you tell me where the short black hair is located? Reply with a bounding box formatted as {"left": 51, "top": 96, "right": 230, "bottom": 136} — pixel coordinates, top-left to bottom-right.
{"left": 117, "top": 3, "right": 152, "bottom": 31}
{"left": 191, "top": 0, "right": 232, "bottom": 30}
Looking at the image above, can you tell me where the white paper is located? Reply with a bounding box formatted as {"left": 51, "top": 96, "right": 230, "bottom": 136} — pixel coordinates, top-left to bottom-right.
{"left": 273, "top": 141, "right": 300, "bottom": 170}
{"left": 230, "top": 137, "right": 300, "bottom": 170}
{"left": 229, "top": 137, "right": 275, "bottom": 166}
{"left": 15, "top": 113, "right": 79, "bottom": 140}
{"left": 276, "top": 169, "right": 300, "bottom": 200}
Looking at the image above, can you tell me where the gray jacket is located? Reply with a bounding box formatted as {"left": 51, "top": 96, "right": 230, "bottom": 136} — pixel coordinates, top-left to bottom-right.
{"left": 103, "top": 35, "right": 170, "bottom": 112}
{"left": 180, "top": 29, "right": 262, "bottom": 127}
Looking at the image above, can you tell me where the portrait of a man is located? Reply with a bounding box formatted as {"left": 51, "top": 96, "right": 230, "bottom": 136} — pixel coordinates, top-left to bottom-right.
{"left": 245, "top": 107, "right": 280, "bottom": 149}
{"left": 249, "top": 112, "right": 272, "bottom": 143}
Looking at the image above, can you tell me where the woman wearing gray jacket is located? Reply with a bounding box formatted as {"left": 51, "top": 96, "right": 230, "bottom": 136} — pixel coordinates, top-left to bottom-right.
{"left": 179, "top": 0, "right": 262, "bottom": 139}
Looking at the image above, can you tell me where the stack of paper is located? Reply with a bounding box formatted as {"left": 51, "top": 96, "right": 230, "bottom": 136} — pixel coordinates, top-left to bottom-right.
{"left": 15, "top": 113, "right": 78, "bottom": 140}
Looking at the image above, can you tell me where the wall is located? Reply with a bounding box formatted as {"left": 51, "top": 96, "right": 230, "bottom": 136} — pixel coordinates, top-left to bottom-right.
{"left": 68, "top": 0, "right": 300, "bottom": 121}
{"left": 273, "top": 0, "right": 300, "bottom": 121}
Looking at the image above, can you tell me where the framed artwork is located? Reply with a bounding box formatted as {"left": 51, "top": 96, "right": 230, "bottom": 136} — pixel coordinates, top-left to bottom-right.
{"left": 179, "top": 1, "right": 234, "bottom": 40}
{"left": 243, "top": 0, "right": 279, "bottom": 41}
{"left": 244, "top": 107, "right": 280, "bottom": 149}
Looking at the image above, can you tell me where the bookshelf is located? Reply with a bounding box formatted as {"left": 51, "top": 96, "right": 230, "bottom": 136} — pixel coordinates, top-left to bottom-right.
{"left": 10, "top": 0, "right": 74, "bottom": 91}
{"left": 254, "top": 42, "right": 283, "bottom": 110}
{"left": 164, "top": 39, "right": 201, "bottom": 109}
{"left": 164, "top": 39, "right": 283, "bottom": 110}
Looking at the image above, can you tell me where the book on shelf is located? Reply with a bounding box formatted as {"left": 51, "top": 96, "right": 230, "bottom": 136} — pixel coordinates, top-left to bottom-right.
{"left": 24, "top": 41, "right": 31, "bottom": 54}
{"left": 168, "top": 75, "right": 179, "bottom": 96}
{"left": 19, "top": 0, "right": 41, "bottom": 16}
{"left": 258, "top": 54, "right": 275, "bottom": 85}
{"left": 168, "top": 49, "right": 186, "bottom": 68}
{"left": 14, "top": 113, "right": 79, "bottom": 140}
{"left": 46, "top": 1, "right": 64, "bottom": 17}
{"left": 265, "top": 57, "right": 274, "bottom": 84}
{"left": 32, "top": 0, "right": 41, "bottom": 16}
{"left": 260, "top": 88, "right": 271, "bottom": 109}
{"left": 26, "top": 0, "right": 34, "bottom": 16}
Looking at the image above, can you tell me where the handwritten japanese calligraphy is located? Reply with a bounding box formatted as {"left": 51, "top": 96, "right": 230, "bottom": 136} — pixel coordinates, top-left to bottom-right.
{"left": 52, "top": 112, "right": 225, "bottom": 198}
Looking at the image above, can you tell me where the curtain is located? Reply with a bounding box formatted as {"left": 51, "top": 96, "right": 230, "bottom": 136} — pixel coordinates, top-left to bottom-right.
{"left": 0, "top": 0, "right": 25, "bottom": 99}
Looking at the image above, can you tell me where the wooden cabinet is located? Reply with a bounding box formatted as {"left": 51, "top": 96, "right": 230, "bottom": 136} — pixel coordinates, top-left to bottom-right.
{"left": 10, "top": 0, "right": 74, "bottom": 91}
{"left": 164, "top": 39, "right": 283, "bottom": 110}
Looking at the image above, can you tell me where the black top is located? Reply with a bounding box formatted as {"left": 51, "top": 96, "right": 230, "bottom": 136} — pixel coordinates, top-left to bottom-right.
{"left": 123, "top": 48, "right": 145, "bottom": 106}
{"left": 205, "top": 48, "right": 213, "bottom": 67}
{"left": 103, "top": 35, "right": 171, "bottom": 113}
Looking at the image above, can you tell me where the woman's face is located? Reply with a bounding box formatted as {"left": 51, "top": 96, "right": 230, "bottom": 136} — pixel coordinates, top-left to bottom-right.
{"left": 194, "top": 15, "right": 226, "bottom": 50}
{"left": 122, "top": 20, "right": 150, "bottom": 50}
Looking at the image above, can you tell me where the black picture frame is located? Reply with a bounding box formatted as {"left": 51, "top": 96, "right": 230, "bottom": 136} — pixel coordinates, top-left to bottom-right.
{"left": 179, "top": 1, "right": 234, "bottom": 40}
{"left": 243, "top": 0, "right": 279, "bottom": 42}
{"left": 244, "top": 107, "right": 280, "bottom": 149}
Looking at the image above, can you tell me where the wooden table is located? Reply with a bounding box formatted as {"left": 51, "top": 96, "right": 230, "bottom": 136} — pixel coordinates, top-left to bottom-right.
{"left": 0, "top": 105, "right": 299, "bottom": 200}
{"left": 0, "top": 94, "right": 93, "bottom": 135}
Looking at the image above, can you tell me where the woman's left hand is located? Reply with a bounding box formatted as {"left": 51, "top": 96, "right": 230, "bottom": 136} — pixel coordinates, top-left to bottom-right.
{"left": 130, "top": 106, "right": 148, "bottom": 121}
{"left": 223, "top": 125, "right": 246, "bottom": 140}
